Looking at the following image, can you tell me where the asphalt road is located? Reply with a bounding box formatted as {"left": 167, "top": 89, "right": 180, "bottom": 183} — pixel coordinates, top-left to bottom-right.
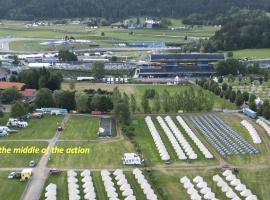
{"left": 20, "top": 114, "right": 70, "bottom": 200}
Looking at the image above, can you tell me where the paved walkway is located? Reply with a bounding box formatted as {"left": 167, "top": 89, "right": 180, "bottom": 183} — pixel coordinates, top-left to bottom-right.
{"left": 20, "top": 114, "right": 70, "bottom": 200}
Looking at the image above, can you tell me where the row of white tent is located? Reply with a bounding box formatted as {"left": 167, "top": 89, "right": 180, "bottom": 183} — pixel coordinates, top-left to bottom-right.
{"left": 45, "top": 183, "right": 57, "bottom": 200}
{"left": 157, "top": 116, "right": 192, "bottom": 160}
{"left": 101, "top": 170, "right": 119, "bottom": 199}
{"left": 213, "top": 175, "right": 241, "bottom": 199}
{"left": 222, "top": 170, "right": 257, "bottom": 200}
{"left": 241, "top": 120, "right": 261, "bottom": 144}
{"left": 133, "top": 168, "right": 158, "bottom": 200}
{"left": 81, "top": 170, "right": 96, "bottom": 200}
{"left": 256, "top": 119, "right": 270, "bottom": 136}
{"left": 180, "top": 176, "right": 218, "bottom": 200}
{"left": 164, "top": 116, "right": 198, "bottom": 159}
{"left": 176, "top": 116, "right": 213, "bottom": 159}
{"left": 67, "top": 170, "right": 80, "bottom": 200}
{"left": 145, "top": 116, "right": 170, "bottom": 161}
{"left": 113, "top": 169, "right": 136, "bottom": 200}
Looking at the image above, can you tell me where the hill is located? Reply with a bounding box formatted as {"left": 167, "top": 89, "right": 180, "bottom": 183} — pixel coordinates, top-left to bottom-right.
{"left": 0, "top": 0, "right": 269, "bottom": 20}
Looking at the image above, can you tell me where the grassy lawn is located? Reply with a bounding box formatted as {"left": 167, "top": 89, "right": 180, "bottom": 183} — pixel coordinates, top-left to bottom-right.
{"left": 0, "top": 172, "right": 27, "bottom": 200}
{"left": 218, "top": 113, "right": 270, "bottom": 167}
{"left": 60, "top": 115, "right": 99, "bottom": 140}
{"left": 0, "top": 116, "right": 63, "bottom": 140}
{"left": 48, "top": 140, "right": 135, "bottom": 169}
{"left": 231, "top": 48, "right": 270, "bottom": 59}
{"left": 0, "top": 141, "right": 47, "bottom": 167}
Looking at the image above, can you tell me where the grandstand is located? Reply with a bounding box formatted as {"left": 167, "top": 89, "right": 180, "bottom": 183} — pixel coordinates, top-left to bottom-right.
{"left": 134, "top": 53, "right": 224, "bottom": 78}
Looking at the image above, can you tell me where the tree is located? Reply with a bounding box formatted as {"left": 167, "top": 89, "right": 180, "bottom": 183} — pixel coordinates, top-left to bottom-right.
{"left": 9, "top": 75, "right": 17, "bottom": 82}
{"left": 249, "top": 94, "right": 257, "bottom": 111}
{"left": 10, "top": 101, "right": 27, "bottom": 118}
{"left": 0, "top": 87, "right": 21, "bottom": 104}
{"left": 235, "top": 91, "right": 244, "bottom": 106}
{"left": 141, "top": 93, "right": 150, "bottom": 113}
{"left": 227, "top": 52, "right": 234, "bottom": 58}
{"left": 53, "top": 90, "right": 76, "bottom": 110}
{"left": 58, "top": 50, "right": 78, "bottom": 62}
{"left": 229, "top": 91, "right": 236, "bottom": 103}
{"left": 153, "top": 93, "right": 161, "bottom": 113}
{"left": 101, "top": 32, "right": 105, "bottom": 36}
{"left": 75, "top": 93, "right": 89, "bottom": 113}
{"left": 12, "top": 55, "right": 20, "bottom": 65}
{"left": 35, "top": 88, "right": 54, "bottom": 108}
{"left": 130, "top": 94, "right": 137, "bottom": 113}
{"left": 69, "top": 81, "right": 75, "bottom": 90}
{"left": 222, "top": 83, "right": 228, "bottom": 91}
{"left": 92, "top": 62, "right": 105, "bottom": 80}
{"left": 242, "top": 91, "right": 249, "bottom": 102}
{"left": 115, "top": 100, "right": 131, "bottom": 125}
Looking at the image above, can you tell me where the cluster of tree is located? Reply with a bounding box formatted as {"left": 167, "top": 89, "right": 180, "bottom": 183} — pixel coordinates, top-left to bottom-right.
{"left": 0, "top": 0, "right": 269, "bottom": 20}
{"left": 203, "top": 9, "right": 270, "bottom": 51}
{"left": 17, "top": 68, "right": 63, "bottom": 90}
{"left": 58, "top": 50, "right": 78, "bottom": 62}
{"left": 215, "top": 58, "right": 262, "bottom": 76}
{"left": 140, "top": 87, "right": 214, "bottom": 113}
{"left": 197, "top": 79, "right": 249, "bottom": 107}
{"left": 0, "top": 87, "right": 21, "bottom": 104}
{"left": 34, "top": 88, "right": 113, "bottom": 113}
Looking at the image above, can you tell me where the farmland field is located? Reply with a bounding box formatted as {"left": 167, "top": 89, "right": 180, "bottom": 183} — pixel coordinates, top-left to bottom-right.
{"left": 0, "top": 116, "right": 63, "bottom": 140}
{"left": 0, "top": 172, "right": 27, "bottom": 200}
{"left": 59, "top": 115, "right": 99, "bottom": 140}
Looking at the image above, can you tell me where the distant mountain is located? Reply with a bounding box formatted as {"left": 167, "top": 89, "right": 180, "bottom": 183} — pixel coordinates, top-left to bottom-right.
{"left": 0, "top": 0, "right": 269, "bottom": 20}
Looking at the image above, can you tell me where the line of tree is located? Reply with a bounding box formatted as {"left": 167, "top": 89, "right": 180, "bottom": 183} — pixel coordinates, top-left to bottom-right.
{"left": 215, "top": 58, "right": 262, "bottom": 76}
{"left": 0, "top": 0, "right": 269, "bottom": 20}
{"left": 139, "top": 87, "right": 214, "bottom": 114}
{"left": 197, "top": 79, "right": 249, "bottom": 107}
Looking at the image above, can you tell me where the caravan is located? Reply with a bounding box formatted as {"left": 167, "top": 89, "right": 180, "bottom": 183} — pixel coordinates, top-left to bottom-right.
{"left": 122, "top": 153, "right": 144, "bottom": 165}
{"left": 6, "top": 118, "right": 28, "bottom": 128}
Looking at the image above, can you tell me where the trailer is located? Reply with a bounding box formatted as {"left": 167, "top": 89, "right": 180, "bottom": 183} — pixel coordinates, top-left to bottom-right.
{"left": 243, "top": 108, "right": 257, "bottom": 119}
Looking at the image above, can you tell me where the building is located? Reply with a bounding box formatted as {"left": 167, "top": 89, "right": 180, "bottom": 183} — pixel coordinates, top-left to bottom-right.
{"left": 0, "top": 82, "right": 25, "bottom": 90}
{"left": 0, "top": 82, "right": 36, "bottom": 100}
{"left": 134, "top": 53, "right": 224, "bottom": 78}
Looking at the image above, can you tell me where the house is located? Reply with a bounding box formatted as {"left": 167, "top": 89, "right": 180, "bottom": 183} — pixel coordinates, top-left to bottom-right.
{"left": 145, "top": 18, "right": 160, "bottom": 29}
{"left": 0, "top": 82, "right": 36, "bottom": 100}
{"left": 111, "top": 22, "right": 123, "bottom": 29}
{"left": 0, "top": 82, "right": 25, "bottom": 90}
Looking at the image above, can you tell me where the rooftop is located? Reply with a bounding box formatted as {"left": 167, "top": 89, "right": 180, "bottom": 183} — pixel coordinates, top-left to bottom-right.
{"left": 0, "top": 82, "right": 25, "bottom": 90}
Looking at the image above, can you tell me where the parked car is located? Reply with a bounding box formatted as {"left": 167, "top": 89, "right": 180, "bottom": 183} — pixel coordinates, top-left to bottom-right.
{"left": 57, "top": 126, "right": 63, "bottom": 131}
{"left": 8, "top": 172, "right": 16, "bottom": 179}
{"left": 32, "top": 112, "right": 43, "bottom": 119}
{"left": 29, "top": 160, "right": 36, "bottom": 167}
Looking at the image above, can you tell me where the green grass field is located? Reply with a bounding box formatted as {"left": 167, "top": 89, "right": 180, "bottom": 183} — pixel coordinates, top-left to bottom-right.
{"left": 0, "top": 172, "right": 27, "bottom": 200}
{"left": 48, "top": 139, "right": 135, "bottom": 169}
{"left": 232, "top": 48, "right": 270, "bottom": 59}
{"left": 0, "top": 116, "right": 63, "bottom": 140}
{"left": 60, "top": 115, "right": 99, "bottom": 140}
{"left": 0, "top": 141, "right": 47, "bottom": 167}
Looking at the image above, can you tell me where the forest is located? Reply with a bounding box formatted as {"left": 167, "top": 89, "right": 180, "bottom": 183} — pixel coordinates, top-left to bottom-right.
{"left": 0, "top": 0, "right": 269, "bottom": 20}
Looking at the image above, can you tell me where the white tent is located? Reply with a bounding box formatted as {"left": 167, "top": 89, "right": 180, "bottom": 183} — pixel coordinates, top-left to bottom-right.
{"left": 81, "top": 170, "right": 91, "bottom": 177}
